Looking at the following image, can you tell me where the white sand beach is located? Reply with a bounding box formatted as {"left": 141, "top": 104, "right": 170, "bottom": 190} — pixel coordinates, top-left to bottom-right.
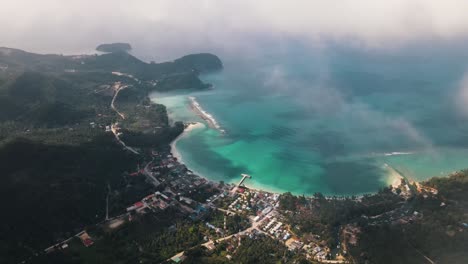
{"left": 170, "top": 122, "right": 205, "bottom": 163}
{"left": 188, "top": 96, "right": 225, "bottom": 133}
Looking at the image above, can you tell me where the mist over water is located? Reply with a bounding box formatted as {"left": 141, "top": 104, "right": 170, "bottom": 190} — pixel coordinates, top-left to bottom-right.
{"left": 153, "top": 40, "right": 468, "bottom": 195}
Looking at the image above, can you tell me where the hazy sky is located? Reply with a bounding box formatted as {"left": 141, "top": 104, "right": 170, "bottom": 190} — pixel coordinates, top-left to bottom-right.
{"left": 2, "top": 0, "right": 468, "bottom": 59}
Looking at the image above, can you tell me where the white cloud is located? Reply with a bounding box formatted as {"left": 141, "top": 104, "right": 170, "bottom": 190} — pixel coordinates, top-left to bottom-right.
{"left": 1, "top": 0, "right": 468, "bottom": 56}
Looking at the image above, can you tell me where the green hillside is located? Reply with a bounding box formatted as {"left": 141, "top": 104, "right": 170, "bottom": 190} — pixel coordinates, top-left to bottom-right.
{"left": 0, "top": 46, "right": 222, "bottom": 263}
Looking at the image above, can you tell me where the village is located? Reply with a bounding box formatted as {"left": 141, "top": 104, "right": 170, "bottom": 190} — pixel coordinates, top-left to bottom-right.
{"left": 41, "top": 139, "right": 447, "bottom": 264}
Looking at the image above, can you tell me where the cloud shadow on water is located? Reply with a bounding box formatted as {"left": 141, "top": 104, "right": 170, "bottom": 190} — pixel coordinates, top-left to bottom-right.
{"left": 179, "top": 133, "right": 250, "bottom": 181}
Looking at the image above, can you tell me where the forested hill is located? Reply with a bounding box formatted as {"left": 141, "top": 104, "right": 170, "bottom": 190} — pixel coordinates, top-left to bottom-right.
{"left": 0, "top": 47, "right": 223, "bottom": 127}
{"left": 0, "top": 46, "right": 222, "bottom": 82}
{"left": 0, "top": 46, "right": 222, "bottom": 263}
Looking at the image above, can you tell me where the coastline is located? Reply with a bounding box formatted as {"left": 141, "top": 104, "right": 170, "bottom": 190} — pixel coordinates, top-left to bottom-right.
{"left": 165, "top": 95, "right": 420, "bottom": 198}
{"left": 169, "top": 120, "right": 409, "bottom": 197}
{"left": 169, "top": 117, "right": 286, "bottom": 195}
{"left": 170, "top": 122, "right": 205, "bottom": 163}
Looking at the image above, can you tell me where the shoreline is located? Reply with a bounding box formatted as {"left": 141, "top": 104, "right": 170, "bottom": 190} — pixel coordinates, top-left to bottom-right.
{"left": 168, "top": 120, "right": 411, "bottom": 198}
{"left": 168, "top": 122, "right": 379, "bottom": 198}
{"left": 170, "top": 122, "right": 205, "bottom": 163}
{"left": 168, "top": 121, "right": 282, "bottom": 195}
{"left": 165, "top": 96, "right": 425, "bottom": 198}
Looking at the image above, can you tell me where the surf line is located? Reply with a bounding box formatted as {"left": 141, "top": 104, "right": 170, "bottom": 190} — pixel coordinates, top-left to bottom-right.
{"left": 383, "top": 151, "right": 414, "bottom": 156}
{"left": 188, "top": 96, "right": 225, "bottom": 134}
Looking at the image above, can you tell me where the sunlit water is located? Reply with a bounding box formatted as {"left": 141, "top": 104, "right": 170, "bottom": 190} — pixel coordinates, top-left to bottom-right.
{"left": 151, "top": 42, "right": 468, "bottom": 195}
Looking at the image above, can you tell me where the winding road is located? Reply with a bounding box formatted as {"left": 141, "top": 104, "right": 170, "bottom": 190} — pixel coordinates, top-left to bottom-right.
{"left": 109, "top": 81, "right": 140, "bottom": 155}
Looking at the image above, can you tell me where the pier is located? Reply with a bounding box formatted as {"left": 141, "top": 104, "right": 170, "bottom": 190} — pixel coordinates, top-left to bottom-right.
{"left": 238, "top": 174, "right": 251, "bottom": 187}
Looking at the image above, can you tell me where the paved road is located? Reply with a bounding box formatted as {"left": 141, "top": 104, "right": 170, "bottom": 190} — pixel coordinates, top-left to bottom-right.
{"left": 109, "top": 81, "right": 140, "bottom": 155}
{"left": 110, "top": 83, "right": 128, "bottom": 120}
{"left": 111, "top": 124, "right": 140, "bottom": 155}
{"left": 215, "top": 207, "right": 237, "bottom": 216}
{"left": 142, "top": 160, "right": 161, "bottom": 187}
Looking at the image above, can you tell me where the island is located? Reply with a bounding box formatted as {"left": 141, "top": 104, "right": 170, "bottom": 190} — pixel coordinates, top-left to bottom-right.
{"left": 96, "top": 43, "right": 132, "bottom": 53}
{"left": 0, "top": 45, "right": 466, "bottom": 264}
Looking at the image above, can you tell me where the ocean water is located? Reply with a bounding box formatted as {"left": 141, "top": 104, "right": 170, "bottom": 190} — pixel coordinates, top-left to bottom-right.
{"left": 151, "top": 42, "right": 468, "bottom": 195}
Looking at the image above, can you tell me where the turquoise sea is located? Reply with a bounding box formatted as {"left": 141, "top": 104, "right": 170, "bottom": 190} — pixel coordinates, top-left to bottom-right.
{"left": 151, "top": 41, "right": 468, "bottom": 195}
